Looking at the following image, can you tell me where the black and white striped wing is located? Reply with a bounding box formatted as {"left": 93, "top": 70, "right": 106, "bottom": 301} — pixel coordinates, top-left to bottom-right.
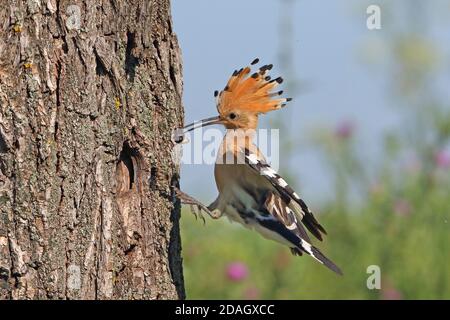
{"left": 260, "top": 191, "right": 342, "bottom": 275}
{"left": 263, "top": 190, "right": 311, "bottom": 244}
{"left": 244, "top": 148, "right": 327, "bottom": 241}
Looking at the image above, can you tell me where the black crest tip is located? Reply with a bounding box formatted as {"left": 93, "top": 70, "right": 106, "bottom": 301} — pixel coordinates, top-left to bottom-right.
{"left": 251, "top": 58, "right": 260, "bottom": 65}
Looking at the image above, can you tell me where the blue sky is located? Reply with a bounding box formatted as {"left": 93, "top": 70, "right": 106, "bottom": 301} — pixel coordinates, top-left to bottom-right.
{"left": 172, "top": 0, "right": 450, "bottom": 206}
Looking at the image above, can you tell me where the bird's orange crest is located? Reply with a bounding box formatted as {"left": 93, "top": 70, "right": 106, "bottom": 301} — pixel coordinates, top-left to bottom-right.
{"left": 215, "top": 58, "right": 292, "bottom": 115}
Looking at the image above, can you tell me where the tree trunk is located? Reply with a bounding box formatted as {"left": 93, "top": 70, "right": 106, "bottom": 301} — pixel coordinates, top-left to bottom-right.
{"left": 0, "top": 0, "right": 184, "bottom": 299}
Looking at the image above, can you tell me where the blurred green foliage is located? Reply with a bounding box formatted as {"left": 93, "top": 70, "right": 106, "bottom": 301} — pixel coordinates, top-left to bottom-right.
{"left": 180, "top": 1, "right": 450, "bottom": 299}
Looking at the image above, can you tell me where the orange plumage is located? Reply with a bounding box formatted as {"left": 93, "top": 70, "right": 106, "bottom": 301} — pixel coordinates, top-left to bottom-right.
{"left": 216, "top": 58, "right": 291, "bottom": 115}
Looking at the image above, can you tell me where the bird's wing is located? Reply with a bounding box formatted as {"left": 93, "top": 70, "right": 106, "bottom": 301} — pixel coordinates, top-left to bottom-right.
{"left": 244, "top": 147, "right": 327, "bottom": 241}
{"left": 258, "top": 191, "right": 342, "bottom": 275}
{"left": 262, "top": 189, "right": 311, "bottom": 243}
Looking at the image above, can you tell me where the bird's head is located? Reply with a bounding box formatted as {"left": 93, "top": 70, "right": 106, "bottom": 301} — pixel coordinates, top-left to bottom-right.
{"left": 182, "top": 58, "right": 291, "bottom": 134}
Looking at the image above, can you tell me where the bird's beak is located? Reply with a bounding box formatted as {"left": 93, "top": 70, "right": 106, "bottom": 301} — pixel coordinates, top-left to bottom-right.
{"left": 182, "top": 116, "right": 222, "bottom": 133}
{"left": 173, "top": 116, "right": 222, "bottom": 144}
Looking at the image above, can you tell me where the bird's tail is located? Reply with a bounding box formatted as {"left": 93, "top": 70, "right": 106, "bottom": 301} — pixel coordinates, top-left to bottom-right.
{"left": 293, "top": 238, "right": 343, "bottom": 275}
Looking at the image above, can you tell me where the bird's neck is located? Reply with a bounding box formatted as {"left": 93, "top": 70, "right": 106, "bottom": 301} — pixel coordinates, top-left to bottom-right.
{"left": 220, "top": 129, "right": 256, "bottom": 156}
{"left": 224, "top": 128, "right": 256, "bottom": 141}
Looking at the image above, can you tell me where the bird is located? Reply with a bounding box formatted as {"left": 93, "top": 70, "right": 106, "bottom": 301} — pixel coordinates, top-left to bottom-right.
{"left": 175, "top": 58, "right": 342, "bottom": 275}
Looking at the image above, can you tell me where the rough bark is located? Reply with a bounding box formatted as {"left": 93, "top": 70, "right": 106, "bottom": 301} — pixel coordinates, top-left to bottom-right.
{"left": 0, "top": 0, "right": 184, "bottom": 299}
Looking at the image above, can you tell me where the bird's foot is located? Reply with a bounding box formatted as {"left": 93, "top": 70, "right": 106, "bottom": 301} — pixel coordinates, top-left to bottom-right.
{"left": 173, "top": 187, "right": 222, "bottom": 223}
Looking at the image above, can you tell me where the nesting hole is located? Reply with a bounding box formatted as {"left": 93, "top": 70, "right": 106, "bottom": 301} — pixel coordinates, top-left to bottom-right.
{"left": 116, "top": 142, "right": 140, "bottom": 196}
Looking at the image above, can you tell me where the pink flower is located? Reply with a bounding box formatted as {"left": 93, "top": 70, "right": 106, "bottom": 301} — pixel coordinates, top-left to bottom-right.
{"left": 435, "top": 150, "right": 450, "bottom": 169}
{"left": 226, "top": 262, "right": 248, "bottom": 282}
{"left": 381, "top": 281, "right": 403, "bottom": 300}
{"left": 382, "top": 287, "right": 403, "bottom": 300}
{"left": 335, "top": 121, "right": 355, "bottom": 140}
{"left": 393, "top": 199, "right": 411, "bottom": 217}
{"left": 243, "top": 286, "right": 260, "bottom": 300}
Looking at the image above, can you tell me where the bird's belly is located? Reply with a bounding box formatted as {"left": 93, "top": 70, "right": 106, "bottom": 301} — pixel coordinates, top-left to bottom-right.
{"left": 217, "top": 181, "right": 257, "bottom": 225}
{"left": 214, "top": 163, "right": 246, "bottom": 193}
{"left": 214, "top": 163, "right": 271, "bottom": 194}
{"left": 224, "top": 204, "right": 248, "bottom": 226}
{"left": 214, "top": 162, "right": 291, "bottom": 247}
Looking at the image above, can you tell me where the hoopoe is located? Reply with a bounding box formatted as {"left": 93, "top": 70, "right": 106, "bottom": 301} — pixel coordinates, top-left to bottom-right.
{"left": 175, "top": 58, "right": 342, "bottom": 275}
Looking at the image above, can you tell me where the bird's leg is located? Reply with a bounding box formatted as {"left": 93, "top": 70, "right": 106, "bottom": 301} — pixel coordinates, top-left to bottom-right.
{"left": 173, "top": 187, "right": 222, "bottom": 222}
{"left": 207, "top": 208, "right": 222, "bottom": 219}
{"left": 206, "top": 196, "right": 223, "bottom": 219}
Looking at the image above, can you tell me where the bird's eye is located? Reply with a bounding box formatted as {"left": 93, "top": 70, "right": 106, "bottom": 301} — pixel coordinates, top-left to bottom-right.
{"left": 229, "top": 113, "right": 237, "bottom": 120}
